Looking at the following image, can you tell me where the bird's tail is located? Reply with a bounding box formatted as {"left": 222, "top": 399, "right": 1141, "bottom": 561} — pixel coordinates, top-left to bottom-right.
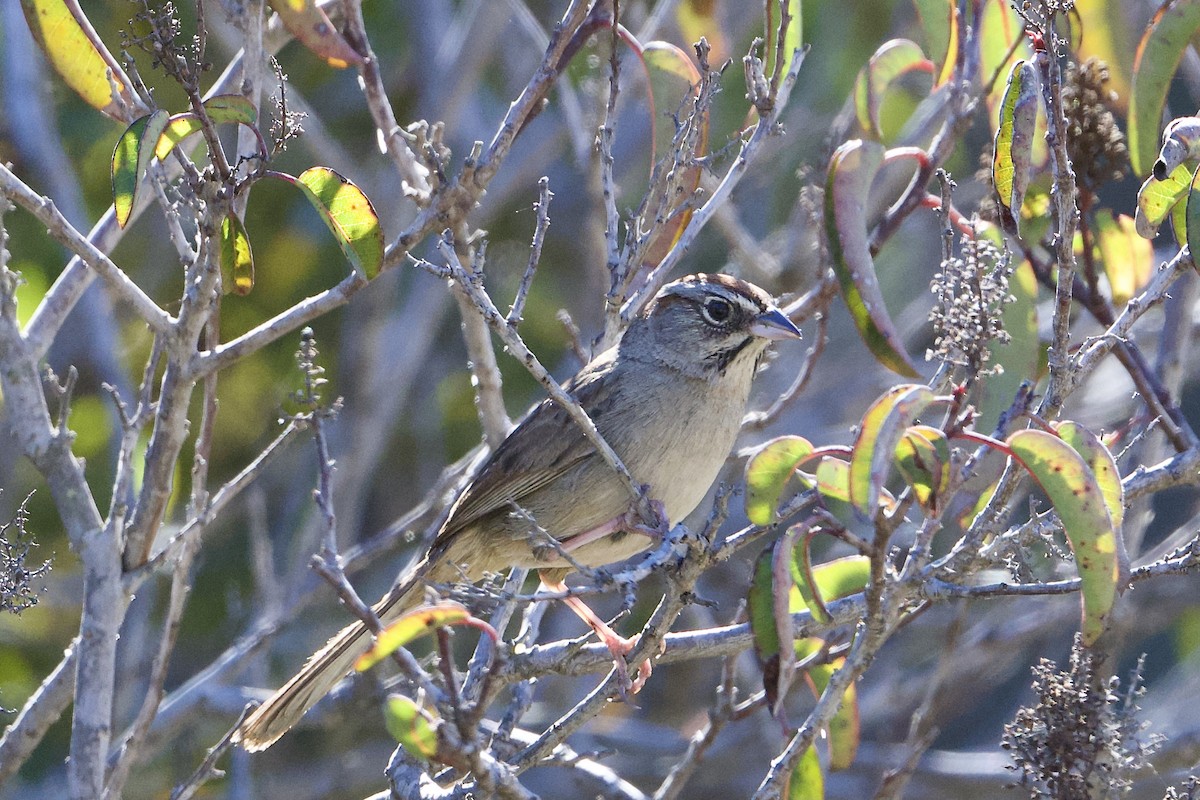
{"left": 234, "top": 554, "right": 446, "bottom": 751}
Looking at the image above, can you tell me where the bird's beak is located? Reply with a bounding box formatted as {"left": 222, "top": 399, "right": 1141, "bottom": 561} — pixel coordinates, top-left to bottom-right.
{"left": 750, "top": 307, "right": 803, "bottom": 340}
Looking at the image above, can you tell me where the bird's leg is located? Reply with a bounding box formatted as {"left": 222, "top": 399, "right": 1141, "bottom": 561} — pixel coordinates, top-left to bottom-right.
{"left": 539, "top": 574, "right": 653, "bottom": 694}
{"left": 554, "top": 496, "right": 669, "bottom": 554}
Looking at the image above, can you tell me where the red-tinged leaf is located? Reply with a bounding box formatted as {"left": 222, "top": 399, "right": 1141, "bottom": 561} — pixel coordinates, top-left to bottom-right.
{"left": 853, "top": 39, "right": 933, "bottom": 140}
{"left": 155, "top": 95, "right": 258, "bottom": 161}
{"left": 785, "top": 744, "right": 824, "bottom": 800}
{"left": 1007, "top": 429, "right": 1120, "bottom": 646}
{"left": 1129, "top": 0, "right": 1200, "bottom": 177}
{"left": 849, "top": 384, "right": 936, "bottom": 518}
{"left": 1054, "top": 421, "right": 1130, "bottom": 588}
{"left": 826, "top": 139, "right": 920, "bottom": 377}
{"left": 764, "top": 0, "right": 803, "bottom": 87}
{"left": 267, "top": 0, "right": 363, "bottom": 68}
{"left": 1095, "top": 211, "right": 1153, "bottom": 306}
{"left": 112, "top": 110, "right": 170, "bottom": 228}
{"left": 912, "top": 0, "right": 956, "bottom": 87}
{"left": 771, "top": 527, "right": 803, "bottom": 711}
{"left": 804, "top": 656, "right": 860, "bottom": 771}
{"left": 384, "top": 695, "right": 438, "bottom": 760}
{"left": 356, "top": 603, "right": 471, "bottom": 672}
{"left": 992, "top": 60, "right": 1039, "bottom": 234}
{"left": 816, "top": 456, "right": 895, "bottom": 536}
{"left": 220, "top": 212, "right": 254, "bottom": 296}
{"left": 1135, "top": 162, "right": 1191, "bottom": 238}
{"left": 894, "top": 424, "right": 951, "bottom": 514}
{"left": 20, "top": 0, "right": 145, "bottom": 122}
{"left": 676, "top": 0, "right": 727, "bottom": 62}
{"left": 637, "top": 41, "right": 707, "bottom": 267}
{"left": 745, "top": 435, "right": 815, "bottom": 525}
{"left": 283, "top": 167, "right": 383, "bottom": 279}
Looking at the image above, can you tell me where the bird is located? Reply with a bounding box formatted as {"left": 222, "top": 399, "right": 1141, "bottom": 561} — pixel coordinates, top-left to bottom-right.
{"left": 235, "top": 272, "right": 802, "bottom": 751}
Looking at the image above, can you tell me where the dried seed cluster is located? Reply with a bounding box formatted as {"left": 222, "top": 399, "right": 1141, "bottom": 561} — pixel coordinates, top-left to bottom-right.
{"left": 1062, "top": 58, "right": 1128, "bottom": 194}
{"left": 927, "top": 236, "right": 1013, "bottom": 377}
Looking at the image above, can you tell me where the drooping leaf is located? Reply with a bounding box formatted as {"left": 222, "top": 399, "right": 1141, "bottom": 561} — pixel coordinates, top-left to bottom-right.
{"left": 1135, "top": 162, "right": 1192, "bottom": 238}
{"left": 20, "top": 0, "right": 144, "bottom": 121}
{"left": 638, "top": 42, "right": 707, "bottom": 267}
{"left": 816, "top": 455, "right": 894, "bottom": 536}
{"left": 356, "top": 603, "right": 471, "bottom": 672}
{"left": 992, "top": 60, "right": 1039, "bottom": 234}
{"left": 826, "top": 139, "right": 920, "bottom": 377}
{"left": 749, "top": 543, "right": 785, "bottom": 711}
{"left": 267, "top": 0, "right": 363, "bottom": 68}
{"left": 283, "top": 167, "right": 383, "bottom": 279}
{"left": 111, "top": 110, "right": 171, "bottom": 228}
{"left": 1095, "top": 211, "right": 1153, "bottom": 306}
{"left": 155, "top": 95, "right": 259, "bottom": 161}
{"left": 848, "top": 384, "right": 936, "bottom": 518}
{"left": 894, "top": 425, "right": 951, "bottom": 514}
{"left": 853, "top": 39, "right": 934, "bottom": 140}
{"left": 764, "top": 0, "right": 803, "bottom": 85}
{"left": 1008, "top": 429, "right": 1120, "bottom": 646}
{"left": 1054, "top": 421, "right": 1130, "bottom": 587}
{"left": 785, "top": 744, "right": 825, "bottom": 800}
{"left": 384, "top": 695, "right": 439, "bottom": 760}
{"left": 745, "top": 435, "right": 815, "bottom": 525}
{"left": 1188, "top": 165, "right": 1200, "bottom": 261}
{"left": 912, "top": 0, "right": 956, "bottom": 87}
{"left": 1129, "top": 0, "right": 1200, "bottom": 177}
{"left": 1153, "top": 116, "right": 1200, "bottom": 180}
{"left": 219, "top": 212, "right": 254, "bottom": 296}
{"left": 804, "top": 656, "right": 860, "bottom": 771}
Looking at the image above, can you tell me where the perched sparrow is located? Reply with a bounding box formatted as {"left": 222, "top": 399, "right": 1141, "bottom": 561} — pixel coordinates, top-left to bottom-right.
{"left": 236, "top": 273, "right": 801, "bottom": 750}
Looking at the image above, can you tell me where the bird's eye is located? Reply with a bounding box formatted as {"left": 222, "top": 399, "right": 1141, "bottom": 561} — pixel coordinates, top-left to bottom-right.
{"left": 701, "top": 297, "right": 733, "bottom": 326}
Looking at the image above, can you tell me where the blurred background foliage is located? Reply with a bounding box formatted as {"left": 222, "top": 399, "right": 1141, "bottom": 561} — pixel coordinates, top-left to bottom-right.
{"left": 2, "top": 1, "right": 1200, "bottom": 798}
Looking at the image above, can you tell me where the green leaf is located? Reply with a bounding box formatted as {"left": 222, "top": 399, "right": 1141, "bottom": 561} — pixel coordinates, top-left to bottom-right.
{"left": 20, "top": 0, "right": 144, "bottom": 122}
{"left": 911, "top": 0, "right": 956, "bottom": 87}
{"left": 894, "top": 424, "right": 951, "bottom": 514}
{"left": 825, "top": 139, "right": 920, "bottom": 377}
{"left": 748, "top": 543, "right": 784, "bottom": 710}
{"left": 795, "top": 554, "right": 870, "bottom": 624}
{"left": 1095, "top": 211, "right": 1153, "bottom": 306}
{"left": 155, "top": 95, "right": 259, "bottom": 161}
{"left": 1153, "top": 116, "right": 1200, "bottom": 180}
{"left": 267, "top": 0, "right": 363, "bottom": 68}
{"left": 764, "top": 0, "right": 803, "bottom": 85}
{"left": 383, "top": 695, "right": 438, "bottom": 760}
{"left": 356, "top": 603, "right": 470, "bottom": 672}
{"left": 220, "top": 212, "right": 254, "bottom": 296}
{"left": 992, "top": 59, "right": 1039, "bottom": 234}
{"left": 1054, "top": 421, "right": 1129, "bottom": 585}
{"left": 1008, "top": 429, "right": 1121, "bottom": 646}
{"left": 1129, "top": 0, "right": 1200, "bottom": 177}
{"left": 1188, "top": 165, "right": 1200, "bottom": 262}
{"left": 284, "top": 167, "right": 383, "bottom": 279}
{"left": 111, "top": 110, "right": 171, "bottom": 228}
{"left": 849, "top": 384, "right": 936, "bottom": 518}
{"left": 803, "top": 656, "right": 860, "bottom": 771}
{"left": 785, "top": 744, "right": 825, "bottom": 800}
{"left": 744, "top": 435, "right": 815, "bottom": 525}
{"left": 853, "top": 39, "right": 933, "bottom": 140}
{"left": 1135, "top": 162, "right": 1192, "bottom": 238}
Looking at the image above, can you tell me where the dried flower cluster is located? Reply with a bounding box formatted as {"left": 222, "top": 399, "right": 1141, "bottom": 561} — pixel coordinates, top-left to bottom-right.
{"left": 1, "top": 494, "right": 51, "bottom": 615}
{"left": 1062, "top": 58, "right": 1128, "bottom": 195}
{"left": 1003, "top": 640, "right": 1159, "bottom": 800}
{"left": 927, "top": 236, "right": 1013, "bottom": 377}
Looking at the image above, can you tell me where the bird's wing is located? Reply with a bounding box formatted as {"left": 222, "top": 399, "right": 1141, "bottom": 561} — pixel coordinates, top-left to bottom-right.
{"left": 435, "top": 353, "right": 618, "bottom": 541}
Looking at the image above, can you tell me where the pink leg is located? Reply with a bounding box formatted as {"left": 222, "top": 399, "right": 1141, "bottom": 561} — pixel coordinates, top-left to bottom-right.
{"left": 541, "top": 576, "right": 653, "bottom": 694}
{"left": 556, "top": 499, "right": 670, "bottom": 554}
